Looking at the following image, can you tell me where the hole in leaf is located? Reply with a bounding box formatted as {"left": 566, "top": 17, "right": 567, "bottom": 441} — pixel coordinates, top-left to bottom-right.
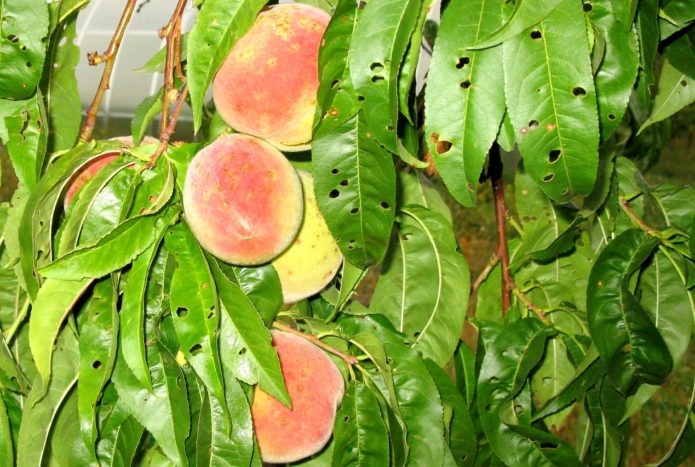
{"left": 380, "top": 201, "right": 390, "bottom": 209}
{"left": 239, "top": 347, "right": 247, "bottom": 355}
{"left": 331, "top": 168, "right": 339, "bottom": 175}
{"left": 344, "top": 416, "right": 350, "bottom": 422}
{"left": 357, "top": 95, "right": 365, "bottom": 101}
{"left": 357, "top": 0, "right": 366, "bottom": 8}
{"left": 385, "top": 357, "right": 393, "bottom": 364}
{"left": 329, "top": 189, "right": 340, "bottom": 198}
{"left": 530, "top": 30, "right": 542, "bottom": 40}
{"left": 190, "top": 344, "right": 203, "bottom": 355}
{"left": 455, "top": 56, "right": 470, "bottom": 69}
{"left": 386, "top": 125, "right": 394, "bottom": 132}
{"left": 680, "top": 80, "right": 687, "bottom": 87}
{"left": 6, "top": 34, "right": 18, "bottom": 43}
{"left": 431, "top": 133, "right": 452, "bottom": 154}
{"left": 489, "top": 377, "right": 500, "bottom": 384}
{"left": 460, "top": 79, "right": 471, "bottom": 89}
{"left": 485, "top": 404, "right": 492, "bottom": 412}
{"left": 370, "top": 62, "right": 384, "bottom": 72}
{"left": 176, "top": 306, "right": 189, "bottom": 318}
{"left": 548, "top": 149, "right": 561, "bottom": 163}
{"left": 572, "top": 86, "right": 586, "bottom": 97}
{"left": 26, "top": 62, "right": 31, "bottom": 68}
{"left": 607, "top": 113, "right": 616, "bottom": 121}
{"left": 340, "top": 179, "right": 349, "bottom": 187}
{"left": 514, "top": 404, "right": 524, "bottom": 415}
{"left": 350, "top": 207, "right": 359, "bottom": 214}
{"left": 330, "top": 79, "right": 340, "bottom": 89}
{"left": 528, "top": 119, "right": 539, "bottom": 129}
{"left": 207, "top": 309, "right": 215, "bottom": 319}
{"left": 543, "top": 173, "right": 555, "bottom": 182}
{"left": 92, "top": 360, "right": 102, "bottom": 370}
{"left": 562, "top": 188, "right": 570, "bottom": 195}
{"left": 413, "top": 331, "right": 420, "bottom": 338}
{"left": 583, "top": 2, "right": 593, "bottom": 12}
{"left": 540, "top": 442, "right": 559, "bottom": 449}
{"left": 370, "top": 75, "right": 385, "bottom": 83}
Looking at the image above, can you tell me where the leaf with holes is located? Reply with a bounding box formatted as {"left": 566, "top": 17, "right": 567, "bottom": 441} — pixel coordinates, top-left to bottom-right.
{"left": 664, "top": 26, "right": 695, "bottom": 79}
{"left": 370, "top": 206, "right": 469, "bottom": 367}
{"left": 187, "top": 0, "right": 266, "bottom": 131}
{"left": 504, "top": 0, "right": 599, "bottom": 202}
{"left": 397, "top": 171, "right": 452, "bottom": 224}
{"left": 313, "top": 112, "right": 396, "bottom": 268}
{"left": 348, "top": 0, "right": 421, "bottom": 153}
{"left": 77, "top": 278, "right": 119, "bottom": 460}
{"left": 332, "top": 380, "right": 390, "bottom": 467}
{"left": 0, "top": 0, "right": 49, "bottom": 99}
{"left": 424, "top": 0, "right": 506, "bottom": 207}
{"left": 639, "top": 60, "right": 695, "bottom": 133}
{"left": 587, "top": 229, "right": 673, "bottom": 394}
{"left": 212, "top": 259, "right": 289, "bottom": 407}
{"left": 588, "top": 0, "right": 640, "bottom": 141}
{"left": 5, "top": 92, "right": 48, "bottom": 188}
{"left": 165, "top": 222, "right": 228, "bottom": 426}
{"left": 470, "top": 0, "right": 563, "bottom": 49}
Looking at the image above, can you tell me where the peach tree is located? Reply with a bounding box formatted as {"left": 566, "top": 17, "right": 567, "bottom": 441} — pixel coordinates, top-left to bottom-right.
{"left": 0, "top": 0, "right": 694, "bottom": 465}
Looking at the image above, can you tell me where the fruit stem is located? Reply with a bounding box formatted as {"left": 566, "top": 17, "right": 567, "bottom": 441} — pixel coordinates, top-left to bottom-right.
{"left": 79, "top": 0, "right": 138, "bottom": 142}
{"left": 148, "top": 82, "right": 188, "bottom": 168}
{"left": 489, "top": 143, "right": 512, "bottom": 316}
{"left": 272, "top": 322, "right": 359, "bottom": 366}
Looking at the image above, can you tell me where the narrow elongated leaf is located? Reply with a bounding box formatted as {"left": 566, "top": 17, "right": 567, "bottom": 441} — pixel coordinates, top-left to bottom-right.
{"left": 0, "top": 0, "right": 49, "bottom": 99}
{"left": 639, "top": 60, "right": 695, "bottom": 133}
{"left": 664, "top": 27, "right": 695, "bottom": 79}
{"left": 17, "top": 331, "right": 79, "bottom": 466}
{"left": 29, "top": 278, "right": 91, "bottom": 387}
{"left": 5, "top": 92, "right": 48, "bottom": 188}
{"left": 654, "top": 378, "right": 695, "bottom": 466}
{"left": 471, "top": 0, "right": 563, "bottom": 49}
{"left": 41, "top": 208, "right": 179, "bottom": 280}
{"left": 225, "top": 264, "right": 282, "bottom": 326}
{"left": 370, "top": 206, "right": 470, "bottom": 366}
{"left": 397, "top": 171, "right": 452, "bottom": 224}
{"left": 211, "top": 259, "right": 289, "bottom": 407}
{"left": 96, "top": 395, "right": 145, "bottom": 466}
{"left": 424, "top": 0, "right": 505, "bottom": 207}
{"left": 332, "top": 380, "right": 390, "bottom": 467}
{"left": 187, "top": 0, "right": 266, "bottom": 130}
{"left": 587, "top": 229, "right": 672, "bottom": 393}
{"left": 348, "top": 0, "right": 421, "bottom": 153}
{"left": 131, "top": 89, "right": 163, "bottom": 145}
{"left": 46, "top": 389, "right": 93, "bottom": 465}
{"left": 504, "top": 0, "right": 599, "bottom": 201}
{"left": 165, "top": 222, "right": 228, "bottom": 424}
{"left": 398, "top": 0, "right": 433, "bottom": 124}
{"left": 313, "top": 112, "right": 396, "bottom": 267}
{"left": 78, "top": 278, "right": 119, "bottom": 459}
{"left": 635, "top": 0, "right": 658, "bottom": 110}
{"left": 583, "top": 379, "right": 627, "bottom": 467}
{"left": 0, "top": 391, "right": 12, "bottom": 466}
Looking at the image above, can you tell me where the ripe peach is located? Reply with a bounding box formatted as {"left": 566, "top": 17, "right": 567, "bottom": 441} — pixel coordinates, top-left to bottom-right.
{"left": 272, "top": 171, "right": 342, "bottom": 303}
{"left": 63, "top": 136, "right": 157, "bottom": 209}
{"left": 252, "top": 330, "right": 344, "bottom": 463}
{"left": 183, "top": 133, "right": 303, "bottom": 265}
{"left": 212, "top": 4, "right": 330, "bottom": 151}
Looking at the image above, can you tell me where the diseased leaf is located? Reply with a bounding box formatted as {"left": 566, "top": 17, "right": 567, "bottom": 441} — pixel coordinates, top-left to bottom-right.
{"left": 587, "top": 229, "right": 672, "bottom": 393}
{"left": 187, "top": 0, "right": 266, "bottom": 130}
{"left": 504, "top": 0, "right": 599, "bottom": 201}
{"left": 371, "top": 206, "right": 470, "bottom": 366}
{"left": 638, "top": 60, "right": 695, "bottom": 133}
{"left": 424, "top": 0, "right": 506, "bottom": 207}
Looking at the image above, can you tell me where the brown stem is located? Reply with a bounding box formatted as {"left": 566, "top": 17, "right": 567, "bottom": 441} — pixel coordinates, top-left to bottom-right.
{"left": 619, "top": 196, "right": 658, "bottom": 236}
{"left": 511, "top": 284, "right": 548, "bottom": 322}
{"left": 489, "top": 144, "right": 512, "bottom": 315}
{"left": 79, "top": 0, "right": 138, "bottom": 141}
{"left": 273, "top": 322, "right": 359, "bottom": 366}
{"left": 159, "top": 0, "right": 188, "bottom": 135}
{"left": 148, "top": 83, "right": 188, "bottom": 168}
{"left": 470, "top": 254, "right": 499, "bottom": 298}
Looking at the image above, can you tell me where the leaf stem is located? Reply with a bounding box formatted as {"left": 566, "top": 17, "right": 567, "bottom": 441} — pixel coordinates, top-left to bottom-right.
{"left": 618, "top": 196, "right": 659, "bottom": 237}
{"left": 511, "top": 285, "right": 549, "bottom": 323}
{"left": 489, "top": 144, "right": 512, "bottom": 315}
{"left": 3, "top": 299, "right": 30, "bottom": 343}
{"left": 79, "top": 0, "right": 138, "bottom": 141}
{"left": 272, "top": 322, "right": 359, "bottom": 366}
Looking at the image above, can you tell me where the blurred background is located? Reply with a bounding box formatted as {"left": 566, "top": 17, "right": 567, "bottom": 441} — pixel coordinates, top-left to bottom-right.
{"left": 1, "top": 0, "right": 693, "bottom": 464}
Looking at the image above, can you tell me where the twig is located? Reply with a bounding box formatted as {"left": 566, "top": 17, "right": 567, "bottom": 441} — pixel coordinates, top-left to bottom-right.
{"left": 148, "top": 83, "right": 188, "bottom": 168}
{"left": 618, "top": 196, "right": 657, "bottom": 236}
{"left": 489, "top": 143, "right": 513, "bottom": 315}
{"left": 79, "top": 0, "right": 138, "bottom": 141}
{"left": 511, "top": 284, "right": 548, "bottom": 322}
{"left": 159, "top": 0, "right": 188, "bottom": 135}
{"left": 471, "top": 253, "right": 499, "bottom": 297}
{"left": 273, "top": 322, "right": 359, "bottom": 366}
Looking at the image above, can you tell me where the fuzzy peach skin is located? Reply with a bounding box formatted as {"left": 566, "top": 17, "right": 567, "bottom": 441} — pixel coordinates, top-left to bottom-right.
{"left": 272, "top": 171, "right": 342, "bottom": 303}
{"left": 62, "top": 136, "right": 157, "bottom": 209}
{"left": 212, "top": 4, "right": 330, "bottom": 150}
{"left": 183, "top": 133, "right": 303, "bottom": 265}
{"left": 252, "top": 330, "right": 344, "bottom": 464}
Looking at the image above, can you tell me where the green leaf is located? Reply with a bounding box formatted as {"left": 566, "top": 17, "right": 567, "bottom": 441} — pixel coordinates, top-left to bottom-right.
{"left": 112, "top": 339, "right": 190, "bottom": 466}
{"left": 132, "top": 89, "right": 163, "bottom": 145}
{"left": 45, "top": 17, "right": 81, "bottom": 153}
{"left": 583, "top": 378, "right": 627, "bottom": 467}
{"left": 424, "top": 0, "right": 506, "bottom": 207}
{"left": 348, "top": 0, "right": 421, "bottom": 153}
{"left": 17, "top": 331, "right": 79, "bottom": 466}
{"left": 477, "top": 318, "right": 579, "bottom": 466}
{"left": 5, "top": 92, "right": 48, "bottom": 188}
{"left": 224, "top": 264, "right": 283, "bottom": 327}
{"left": 332, "top": 380, "right": 390, "bottom": 467}
{"left": 0, "top": 391, "right": 13, "bottom": 466}
{"left": 165, "top": 222, "right": 229, "bottom": 425}
{"left": 471, "top": 0, "right": 563, "bottom": 49}
{"left": 95, "top": 392, "right": 145, "bottom": 466}
{"left": 136, "top": 33, "right": 188, "bottom": 74}
{"left": 313, "top": 112, "right": 396, "bottom": 267}
{"left": 0, "top": 0, "right": 49, "bottom": 99}
{"left": 647, "top": 183, "right": 695, "bottom": 232}
{"left": 187, "top": 0, "right": 266, "bottom": 131}
{"left": 638, "top": 59, "right": 695, "bottom": 133}
{"left": 397, "top": 171, "right": 452, "bottom": 224}
{"left": 29, "top": 278, "right": 91, "bottom": 388}
{"left": 46, "top": 389, "right": 92, "bottom": 466}
{"left": 211, "top": 259, "right": 290, "bottom": 407}
{"left": 504, "top": 0, "right": 599, "bottom": 202}
{"left": 634, "top": 0, "right": 658, "bottom": 111}
{"left": 371, "top": 206, "right": 470, "bottom": 366}
{"left": 40, "top": 207, "right": 179, "bottom": 280}
{"left": 587, "top": 229, "right": 672, "bottom": 393}
{"left": 653, "top": 378, "right": 695, "bottom": 466}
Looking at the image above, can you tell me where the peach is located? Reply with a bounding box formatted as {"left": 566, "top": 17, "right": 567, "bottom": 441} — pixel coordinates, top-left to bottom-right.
{"left": 183, "top": 133, "right": 303, "bottom": 265}
{"left": 252, "top": 330, "right": 344, "bottom": 463}
{"left": 212, "top": 4, "right": 330, "bottom": 151}
{"left": 63, "top": 136, "right": 157, "bottom": 209}
{"left": 272, "top": 171, "right": 342, "bottom": 303}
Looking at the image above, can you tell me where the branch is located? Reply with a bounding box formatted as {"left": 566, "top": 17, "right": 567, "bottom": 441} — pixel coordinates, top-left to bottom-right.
{"left": 489, "top": 143, "right": 512, "bottom": 315}
{"left": 148, "top": 82, "right": 188, "bottom": 168}
{"left": 511, "top": 284, "right": 549, "bottom": 323}
{"left": 159, "top": 0, "right": 188, "bottom": 135}
{"left": 79, "top": 0, "right": 138, "bottom": 141}
{"left": 619, "top": 196, "right": 658, "bottom": 236}
{"left": 273, "top": 322, "right": 359, "bottom": 366}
